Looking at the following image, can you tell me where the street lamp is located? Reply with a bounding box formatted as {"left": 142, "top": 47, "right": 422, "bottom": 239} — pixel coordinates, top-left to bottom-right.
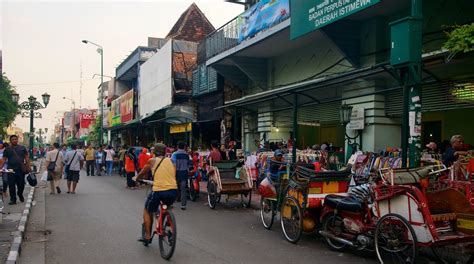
{"left": 340, "top": 103, "right": 361, "bottom": 155}
{"left": 12, "top": 93, "right": 51, "bottom": 158}
{"left": 63, "top": 97, "right": 76, "bottom": 139}
{"left": 82, "top": 39, "right": 104, "bottom": 145}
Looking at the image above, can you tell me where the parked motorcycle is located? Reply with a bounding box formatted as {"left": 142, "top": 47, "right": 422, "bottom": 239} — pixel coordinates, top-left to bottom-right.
{"left": 319, "top": 184, "right": 376, "bottom": 252}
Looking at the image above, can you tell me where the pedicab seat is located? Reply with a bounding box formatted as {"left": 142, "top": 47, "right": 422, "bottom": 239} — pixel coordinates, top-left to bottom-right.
{"left": 386, "top": 166, "right": 435, "bottom": 185}
{"left": 324, "top": 194, "right": 364, "bottom": 212}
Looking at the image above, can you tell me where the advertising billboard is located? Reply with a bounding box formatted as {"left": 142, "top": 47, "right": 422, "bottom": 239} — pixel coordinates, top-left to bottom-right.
{"left": 120, "top": 90, "right": 134, "bottom": 123}
{"left": 139, "top": 40, "right": 173, "bottom": 119}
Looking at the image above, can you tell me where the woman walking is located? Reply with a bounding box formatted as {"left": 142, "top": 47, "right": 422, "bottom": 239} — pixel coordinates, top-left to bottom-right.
{"left": 124, "top": 148, "right": 138, "bottom": 189}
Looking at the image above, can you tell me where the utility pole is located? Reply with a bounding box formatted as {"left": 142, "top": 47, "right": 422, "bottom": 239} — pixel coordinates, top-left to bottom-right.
{"left": 390, "top": 0, "right": 423, "bottom": 168}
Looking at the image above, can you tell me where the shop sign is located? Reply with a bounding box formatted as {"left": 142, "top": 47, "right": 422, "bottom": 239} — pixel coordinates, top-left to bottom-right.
{"left": 170, "top": 123, "right": 192, "bottom": 134}
{"left": 347, "top": 107, "right": 364, "bottom": 130}
{"left": 290, "top": 0, "right": 380, "bottom": 39}
{"left": 110, "top": 99, "right": 121, "bottom": 127}
{"left": 79, "top": 111, "right": 97, "bottom": 129}
{"left": 120, "top": 90, "right": 134, "bottom": 123}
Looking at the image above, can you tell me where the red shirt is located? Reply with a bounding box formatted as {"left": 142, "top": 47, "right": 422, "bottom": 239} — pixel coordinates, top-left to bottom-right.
{"left": 125, "top": 156, "right": 136, "bottom": 173}
{"left": 208, "top": 149, "right": 222, "bottom": 162}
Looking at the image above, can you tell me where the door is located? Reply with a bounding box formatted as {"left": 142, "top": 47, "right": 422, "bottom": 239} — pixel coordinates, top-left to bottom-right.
{"left": 422, "top": 121, "right": 442, "bottom": 146}
{"left": 320, "top": 125, "right": 338, "bottom": 145}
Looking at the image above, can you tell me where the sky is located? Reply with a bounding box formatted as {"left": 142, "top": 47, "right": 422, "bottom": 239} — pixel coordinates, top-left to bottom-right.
{"left": 1, "top": 0, "right": 243, "bottom": 139}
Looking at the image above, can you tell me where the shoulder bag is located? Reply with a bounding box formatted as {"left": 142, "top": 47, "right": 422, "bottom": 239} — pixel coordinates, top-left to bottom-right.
{"left": 65, "top": 151, "right": 78, "bottom": 174}
{"left": 11, "top": 147, "right": 30, "bottom": 174}
{"left": 47, "top": 151, "right": 60, "bottom": 172}
{"left": 151, "top": 157, "right": 165, "bottom": 179}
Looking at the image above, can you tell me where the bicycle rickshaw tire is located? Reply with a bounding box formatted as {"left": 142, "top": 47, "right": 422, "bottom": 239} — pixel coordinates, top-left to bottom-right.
{"left": 375, "top": 213, "right": 418, "bottom": 264}
{"left": 207, "top": 181, "right": 218, "bottom": 209}
{"left": 260, "top": 197, "right": 275, "bottom": 229}
{"left": 241, "top": 191, "right": 252, "bottom": 208}
{"left": 158, "top": 210, "right": 177, "bottom": 260}
{"left": 280, "top": 196, "right": 303, "bottom": 244}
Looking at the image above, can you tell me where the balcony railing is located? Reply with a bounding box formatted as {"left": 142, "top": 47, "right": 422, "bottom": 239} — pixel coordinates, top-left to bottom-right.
{"left": 205, "top": 0, "right": 290, "bottom": 60}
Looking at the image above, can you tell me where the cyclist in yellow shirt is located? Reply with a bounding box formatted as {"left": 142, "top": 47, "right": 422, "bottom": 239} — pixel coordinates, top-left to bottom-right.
{"left": 133, "top": 143, "right": 177, "bottom": 244}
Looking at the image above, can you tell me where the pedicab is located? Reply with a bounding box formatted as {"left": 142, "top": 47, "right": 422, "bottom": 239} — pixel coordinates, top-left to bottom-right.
{"left": 206, "top": 160, "right": 253, "bottom": 209}
{"left": 279, "top": 165, "right": 352, "bottom": 243}
{"left": 317, "top": 165, "right": 474, "bottom": 263}
{"left": 258, "top": 160, "right": 290, "bottom": 229}
{"left": 374, "top": 165, "right": 474, "bottom": 263}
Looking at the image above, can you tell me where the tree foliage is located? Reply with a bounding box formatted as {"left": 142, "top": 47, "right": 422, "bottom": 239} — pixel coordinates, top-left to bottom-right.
{"left": 444, "top": 23, "right": 474, "bottom": 54}
{"left": 88, "top": 115, "right": 102, "bottom": 145}
{"left": 0, "top": 74, "right": 19, "bottom": 138}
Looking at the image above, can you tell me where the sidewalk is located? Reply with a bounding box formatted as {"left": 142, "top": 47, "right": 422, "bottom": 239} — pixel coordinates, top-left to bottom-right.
{"left": 0, "top": 185, "right": 33, "bottom": 263}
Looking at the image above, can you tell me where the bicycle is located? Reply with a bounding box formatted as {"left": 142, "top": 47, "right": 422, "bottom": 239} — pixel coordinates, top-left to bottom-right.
{"left": 139, "top": 179, "right": 177, "bottom": 260}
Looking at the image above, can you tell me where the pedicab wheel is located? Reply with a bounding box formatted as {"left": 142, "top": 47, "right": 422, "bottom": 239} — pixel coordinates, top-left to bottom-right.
{"left": 189, "top": 179, "right": 197, "bottom": 202}
{"left": 280, "top": 196, "right": 303, "bottom": 243}
{"left": 241, "top": 191, "right": 252, "bottom": 208}
{"left": 321, "top": 215, "right": 348, "bottom": 251}
{"left": 375, "top": 213, "right": 417, "bottom": 264}
{"left": 207, "top": 181, "right": 218, "bottom": 209}
{"left": 158, "top": 210, "right": 177, "bottom": 260}
{"left": 260, "top": 197, "right": 275, "bottom": 229}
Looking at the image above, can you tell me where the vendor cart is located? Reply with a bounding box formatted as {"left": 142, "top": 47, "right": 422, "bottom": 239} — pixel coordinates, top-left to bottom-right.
{"left": 280, "top": 165, "right": 351, "bottom": 243}
{"left": 206, "top": 161, "right": 253, "bottom": 209}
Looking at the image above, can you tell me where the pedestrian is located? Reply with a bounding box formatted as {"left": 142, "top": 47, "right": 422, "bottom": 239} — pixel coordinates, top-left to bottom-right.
{"left": 443, "top": 135, "right": 468, "bottom": 167}
{"left": 138, "top": 147, "right": 151, "bottom": 172}
{"left": 105, "top": 146, "right": 115, "bottom": 175}
{"left": 118, "top": 146, "right": 126, "bottom": 177}
{"left": 219, "top": 144, "right": 228, "bottom": 161}
{"left": 0, "top": 135, "right": 29, "bottom": 204}
{"left": 171, "top": 141, "right": 191, "bottom": 210}
{"left": 228, "top": 141, "right": 237, "bottom": 160}
{"left": 125, "top": 147, "right": 138, "bottom": 189}
{"left": 64, "top": 144, "right": 84, "bottom": 194}
{"left": 60, "top": 144, "right": 68, "bottom": 179}
{"left": 208, "top": 142, "right": 222, "bottom": 164}
{"left": 95, "top": 146, "right": 104, "bottom": 176}
{"left": 84, "top": 144, "right": 96, "bottom": 176}
{"left": 44, "top": 143, "right": 64, "bottom": 194}
{"left": 0, "top": 141, "right": 8, "bottom": 199}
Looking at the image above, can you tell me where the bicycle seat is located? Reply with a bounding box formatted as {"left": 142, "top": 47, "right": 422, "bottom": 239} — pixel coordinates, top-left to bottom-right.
{"left": 324, "top": 194, "right": 364, "bottom": 212}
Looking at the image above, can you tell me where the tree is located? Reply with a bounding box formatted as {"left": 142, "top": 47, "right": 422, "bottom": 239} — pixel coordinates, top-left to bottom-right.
{"left": 88, "top": 115, "right": 102, "bottom": 145}
{"left": 0, "top": 74, "right": 19, "bottom": 138}
{"left": 444, "top": 23, "right": 474, "bottom": 54}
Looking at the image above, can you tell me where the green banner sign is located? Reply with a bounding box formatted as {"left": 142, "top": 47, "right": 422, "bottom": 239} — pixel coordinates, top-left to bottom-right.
{"left": 290, "top": 0, "right": 381, "bottom": 39}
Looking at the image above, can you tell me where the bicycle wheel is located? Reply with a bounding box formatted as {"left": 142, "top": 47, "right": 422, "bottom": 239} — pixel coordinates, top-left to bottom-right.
{"left": 280, "top": 196, "right": 303, "bottom": 243}
{"left": 260, "top": 197, "right": 274, "bottom": 229}
{"left": 158, "top": 210, "right": 177, "bottom": 260}
{"left": 207, "top": 181, "right": 218, "bottom": 209}
{"left": 375, "top": 213, "right": 417, "bottom": 264}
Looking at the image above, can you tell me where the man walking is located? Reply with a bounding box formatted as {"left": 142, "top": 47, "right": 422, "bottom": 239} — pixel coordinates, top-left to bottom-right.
{"left": 44, "top": 143, "right": 64, "bottom": 194}
{"left": 95, "top": 146, "right": 104, "bottom": 176}
{"left": 84, "top": 145, "right": 96, "bottom": 176}
{"left": 0, "top": 135, "right": 29, "bottom": 204}
{"left": 64, "top": 144, "right": 84, "bottom": 194}
{"left": 118, "top": 146, "right": 126, "bottom": 177}
{"left": 105, "top": 146, "right": 115, "bottom": 175}
{"left": 171, "top": 141, "right": 191, "bottom": 210}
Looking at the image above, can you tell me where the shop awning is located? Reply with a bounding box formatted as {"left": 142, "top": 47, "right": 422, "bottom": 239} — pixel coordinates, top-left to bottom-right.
{"left": 216, "top": 49, "right": 451, "bottom": 113}
{"left": 109, "top": 119, "right": 141, "bottom": 131}
{"left": 146, "top": 104, "right": 196, "bottom": 125}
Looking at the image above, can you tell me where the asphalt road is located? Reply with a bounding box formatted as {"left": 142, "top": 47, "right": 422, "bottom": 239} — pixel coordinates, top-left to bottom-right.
{"left": 35, "top": 172, "right": 379, "bottom": 264}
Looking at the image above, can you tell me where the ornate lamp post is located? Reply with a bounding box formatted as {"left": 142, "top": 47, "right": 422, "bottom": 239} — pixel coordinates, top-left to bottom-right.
{"left": 11, "top": 93, "right": 50, "bottom": 157}
{"left": 340, "top": 103, "right": 361, "bottom": 156}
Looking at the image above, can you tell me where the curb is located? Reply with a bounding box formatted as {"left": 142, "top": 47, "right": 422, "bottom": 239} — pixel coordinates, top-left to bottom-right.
{"left": 6, "top": 187, "right": 35, "bottom": 264}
